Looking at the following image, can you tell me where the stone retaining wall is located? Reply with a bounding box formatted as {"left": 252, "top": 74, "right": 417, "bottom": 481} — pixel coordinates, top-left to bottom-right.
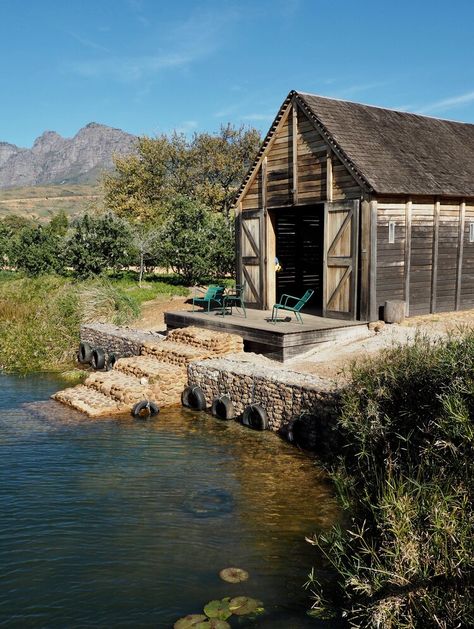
{"left": 188, "top": 355, "right": 339, "bottom": 436}
{"left": 80, "top": 323, "right": 165, "bottom": 359}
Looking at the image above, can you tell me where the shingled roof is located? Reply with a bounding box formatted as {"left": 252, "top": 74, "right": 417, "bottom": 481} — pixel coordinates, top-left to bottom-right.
{"left": 238, "top": 90, "right": 474, "bottom": 199}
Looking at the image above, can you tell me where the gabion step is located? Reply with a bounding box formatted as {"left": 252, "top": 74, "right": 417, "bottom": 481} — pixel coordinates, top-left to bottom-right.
{"left": 52, "top": 385, "right": 127, "bottom": 418}
{"left": 85, "top": 371, "right": 154, "bottom": 405}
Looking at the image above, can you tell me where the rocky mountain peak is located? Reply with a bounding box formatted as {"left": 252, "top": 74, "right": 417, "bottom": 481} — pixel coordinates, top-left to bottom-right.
{"left": 0, "top": 123, "right": 137, "bottom": 188}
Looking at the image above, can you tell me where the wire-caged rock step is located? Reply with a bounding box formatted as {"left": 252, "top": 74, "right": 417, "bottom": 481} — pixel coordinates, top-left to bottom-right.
{"left": 52, "top": 385, "right": 128, "bottom": 418}
{"left": 52, "top": 326, "right": 245, "bottom": 418}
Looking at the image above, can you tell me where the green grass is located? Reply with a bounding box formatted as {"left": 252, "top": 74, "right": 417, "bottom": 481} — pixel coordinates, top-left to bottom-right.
{"left": 0, "top": 271, "right": 187, "bottom": 373}
{"left": 108, "top": 271, "right": 189, "bottom": 303}
{"left": 306, "top": 331, "right": 474, "bottom": 628}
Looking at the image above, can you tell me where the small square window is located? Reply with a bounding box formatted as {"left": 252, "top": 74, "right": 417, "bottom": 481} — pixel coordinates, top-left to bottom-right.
{"left": 388, "top": 221, "right": 396, "bottom": 244}
{"left": 469, "top": 222, "right": 474, "bottom": 243}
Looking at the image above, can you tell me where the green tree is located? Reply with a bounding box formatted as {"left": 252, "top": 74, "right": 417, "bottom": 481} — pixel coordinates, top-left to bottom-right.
{"left": 157, "top": 197, "right": 235, "bottom": 284}
{"left": 102, "top": 125, "right": 261, "bottom": 222}
{"left": 129, "top": 223, "right": 161, "bottom": 285}
{"left": 49, "top": 209, "right": 69, "bottom": 236}
{"left": 12, "top": 224, "right": 65, "bottom": 276}
{"left": 65, "top": 212, "right": 132, "bottom": 278}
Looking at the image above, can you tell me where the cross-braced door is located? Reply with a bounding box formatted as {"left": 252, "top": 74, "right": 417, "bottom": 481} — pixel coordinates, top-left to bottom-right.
{"left": 238, "top": 209, "right": 264, "bottom": 309}
{"left": 323, "top": 200, "right": 359, "bottom": 319}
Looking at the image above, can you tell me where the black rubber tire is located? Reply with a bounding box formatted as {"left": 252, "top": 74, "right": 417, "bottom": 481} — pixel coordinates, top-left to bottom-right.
{"left": 181, "top": 386, "right": 207, "bottom": 411}
{"left": 242, "top": 404, "right": 269, "bottom": 431}
{"left": 78, "top": 341, "right": 93, "bottom": 364}
{"left": 91, "top": 347, "right": 106, "bottom": 370}
{"left": 132, "top": 400, "right": 160, "bottom": 418}
{"left": 107, "top": 352, "right": 117, "bottom": 371}
{"left": 211, "top": 396, "right": 235, "bottom": 420}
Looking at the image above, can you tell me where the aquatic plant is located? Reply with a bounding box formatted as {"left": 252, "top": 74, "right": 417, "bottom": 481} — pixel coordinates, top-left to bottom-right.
{"left": 203, "top": 598, "right": 232, "bottom": 620}
{"left": 219, "top": 567, "right": 249, "bottom": 583}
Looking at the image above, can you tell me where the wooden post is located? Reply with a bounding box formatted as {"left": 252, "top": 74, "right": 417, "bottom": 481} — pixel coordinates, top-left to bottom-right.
{"left": 261, "top": 158, "right": 268, "bottom": 308}
{"left": 261, "top": 157, "right": 267, "bottom": 212}
{"left": 326, "top": 149, "right": 333, "bottom": 202}
{"left": 236, "top": 201, "right": 243, "bottom": 287}
{"left": 455, "top": 200, "right": 466, "bottom": 310}
{"left": 360, "top": 199, "right": 371, "bottom": 320}
{"left": 404, "top": 198, "right": 412, "bottom": 316}
{"left": 430, "top": 198, "right": 440, "bottom": 313}
{"left": 292, "top": 103, "right": 298, "bottom": 205}
{"left": 369, "top": 199, "right": 378, "bottom": 321}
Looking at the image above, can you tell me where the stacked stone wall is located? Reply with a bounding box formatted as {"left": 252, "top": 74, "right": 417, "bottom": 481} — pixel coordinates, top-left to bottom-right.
{"left": 81, "top": 323, "right": 164, "bottom": 359}
{"left": 188, "top": 356, "right": 339, "bottom": 433}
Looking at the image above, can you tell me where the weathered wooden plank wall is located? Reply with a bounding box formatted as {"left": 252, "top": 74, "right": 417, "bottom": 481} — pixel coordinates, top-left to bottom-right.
{"left": 376, "top": 198, "right": 474, "bottom": 316}
{"left": 240, "top": 102, "right": 361, "bottom": 213}
{"left": 461, "top": 204, "right": 474, "bottom": 309}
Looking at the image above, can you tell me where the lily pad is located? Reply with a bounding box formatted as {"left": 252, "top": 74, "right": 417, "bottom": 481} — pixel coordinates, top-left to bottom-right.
{"left": 174, "top": 614, "right": 208, "bottom": 629}
{"left": 195, "top": 621, "right": 230, "bottom": 629}
{"left": 219, "top": 567, "right": 249, "bottom": 583}
{"left": 229, "top": 596, "right": 264, "bottom": 616}
{"left": 203, "top": 598, "right": 232, "bottom": 620}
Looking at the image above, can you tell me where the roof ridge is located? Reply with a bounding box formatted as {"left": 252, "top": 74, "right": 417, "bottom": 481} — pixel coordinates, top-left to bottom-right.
{"left": 295, "top": 90, "right": 474, "bottom": 126}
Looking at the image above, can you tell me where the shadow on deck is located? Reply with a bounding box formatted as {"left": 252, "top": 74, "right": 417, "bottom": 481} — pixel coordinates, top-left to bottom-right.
{"left": 165, "top": 308, "right": 369, "bottom": 361}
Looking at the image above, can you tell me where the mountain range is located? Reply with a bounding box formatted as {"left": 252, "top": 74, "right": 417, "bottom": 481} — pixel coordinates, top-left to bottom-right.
{"left": 0, "top": 123, "right": 137, "bottom": 189}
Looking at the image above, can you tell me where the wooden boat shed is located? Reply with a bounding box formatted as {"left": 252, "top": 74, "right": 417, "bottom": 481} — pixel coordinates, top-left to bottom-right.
{"left": 234, "top": 90, "right": 474, "bottom": 321}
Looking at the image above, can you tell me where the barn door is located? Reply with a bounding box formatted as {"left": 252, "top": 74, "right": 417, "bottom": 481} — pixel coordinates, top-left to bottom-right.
{"left": 238, "top": 209, "right": 264, "bottom": 309}
{"left": 323, "top": 200, "right": 359, "bottom": 319}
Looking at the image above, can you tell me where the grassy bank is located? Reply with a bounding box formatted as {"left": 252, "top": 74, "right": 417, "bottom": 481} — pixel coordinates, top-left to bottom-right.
{"left": 0, "top": 272, "right": 187, "bottom": 373}
{"left": 307, "top": 331, "right": 473, "bottom": 628}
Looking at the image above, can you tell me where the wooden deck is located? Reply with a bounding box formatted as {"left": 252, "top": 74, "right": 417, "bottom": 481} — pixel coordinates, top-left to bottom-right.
{"left": 165, "top": 308, "right": 368, "bottom": 361}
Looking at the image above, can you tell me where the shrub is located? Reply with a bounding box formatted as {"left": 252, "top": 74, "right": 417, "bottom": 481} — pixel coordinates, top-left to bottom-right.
{"left": 306, "top": 332, "right": 474, "bottom": 628}
{"left": 10, "top": 224, "right": 65, "bottom": 276}
{"left": 66, "top": 212, "right": 133, "bottom": 278}
{"left": 157, "top": 196, "right": 235, "bottom": 284}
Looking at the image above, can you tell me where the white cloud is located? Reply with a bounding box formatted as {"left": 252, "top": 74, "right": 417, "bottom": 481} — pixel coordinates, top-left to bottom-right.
{"left": 69, "top": 32, "right": 110, "bottom": 53}
{"left": 67, "top": 6, "right": 239, "bottom": 82}
{"left": 416, "top": 90, "right": 474, "bottom": 115}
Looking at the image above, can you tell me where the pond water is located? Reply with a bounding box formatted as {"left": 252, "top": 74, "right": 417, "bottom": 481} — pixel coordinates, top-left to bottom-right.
{"left": 0, "top": 373, "right": 340, "bottom": 628}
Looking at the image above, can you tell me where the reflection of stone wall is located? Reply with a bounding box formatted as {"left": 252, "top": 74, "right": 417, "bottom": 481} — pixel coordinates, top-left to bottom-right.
{"left": 188, "top": 355, "right": 339, "bottom": 434}
{"left": 81, "top": 323, "right": 164, "bottom": 359}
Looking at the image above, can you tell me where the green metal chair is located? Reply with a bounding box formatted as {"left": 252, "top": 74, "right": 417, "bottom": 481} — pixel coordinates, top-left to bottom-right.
{"left": 270, "top": 289, "right": 314, "bottom": 324}
{"left": 222, "top": 281, "right": 247, "bottom": 317}
{"left": 192, "top": 285, "right": 225, "bottom": 313}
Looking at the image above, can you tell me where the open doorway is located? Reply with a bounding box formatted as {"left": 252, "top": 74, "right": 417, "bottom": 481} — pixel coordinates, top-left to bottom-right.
{"left": 273, "top": 204, "right": 324, "bottom": 314}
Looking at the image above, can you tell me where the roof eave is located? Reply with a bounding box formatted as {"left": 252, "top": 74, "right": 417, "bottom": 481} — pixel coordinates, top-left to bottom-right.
{"left": 294, "top": 92, "right": 375, "bottom": 195}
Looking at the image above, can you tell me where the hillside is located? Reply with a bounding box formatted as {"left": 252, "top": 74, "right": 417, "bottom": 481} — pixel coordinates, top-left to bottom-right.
{"left": 0, "top": 123, "right": 137, "bottom": 189}
{"left": 0, "top": 184, "right": 101, "bottom": 221}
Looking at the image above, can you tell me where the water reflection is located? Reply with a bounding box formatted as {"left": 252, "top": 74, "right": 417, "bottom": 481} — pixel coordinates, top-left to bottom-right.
{"left": 0, "top": 374, "right": 340, "bottom": 627}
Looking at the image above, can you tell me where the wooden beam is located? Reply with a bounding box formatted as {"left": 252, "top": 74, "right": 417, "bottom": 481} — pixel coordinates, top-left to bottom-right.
{"left": 326, "top": 149, "right": 333, "bottom": 202}
{"left": 234, "top": 99, "right": 292, "bottom": 208}
{"left": 430, "top": 198, "right": 440, "bottom": 313}
{"left": 261, "top": 156, "right": 267, "bottom": 211}
{"left": 236, "top": 202, "right": 243, "bottom": 287}
{"left": 369, "top": 199, "right": 378, "bottom": 321}
{"left": 455, "top": 200, "right": 466, "bottom": 310}
{"left": 360, "top": 199, "right": 371, "bottom": 320}
{"left": 404, "top": 198, "right": 412, "bottom": 316}
{"left": 292, "top": 103, "right": 298, "bottom": 205}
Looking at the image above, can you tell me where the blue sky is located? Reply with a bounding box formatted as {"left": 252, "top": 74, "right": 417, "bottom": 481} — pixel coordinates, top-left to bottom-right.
{"left": 1, "top": 0, "right": 474, "bottom": 146}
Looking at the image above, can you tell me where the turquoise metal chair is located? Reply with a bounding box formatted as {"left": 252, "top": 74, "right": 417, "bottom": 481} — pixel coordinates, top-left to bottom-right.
{"left": 192, "top": 285, "right": 225, "bottom": 313}
{"left": 222, "top": 281, "right": 247, "bottom": 317}
{"left": 270, "top": 289, "right": 314, "bottom": 324}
